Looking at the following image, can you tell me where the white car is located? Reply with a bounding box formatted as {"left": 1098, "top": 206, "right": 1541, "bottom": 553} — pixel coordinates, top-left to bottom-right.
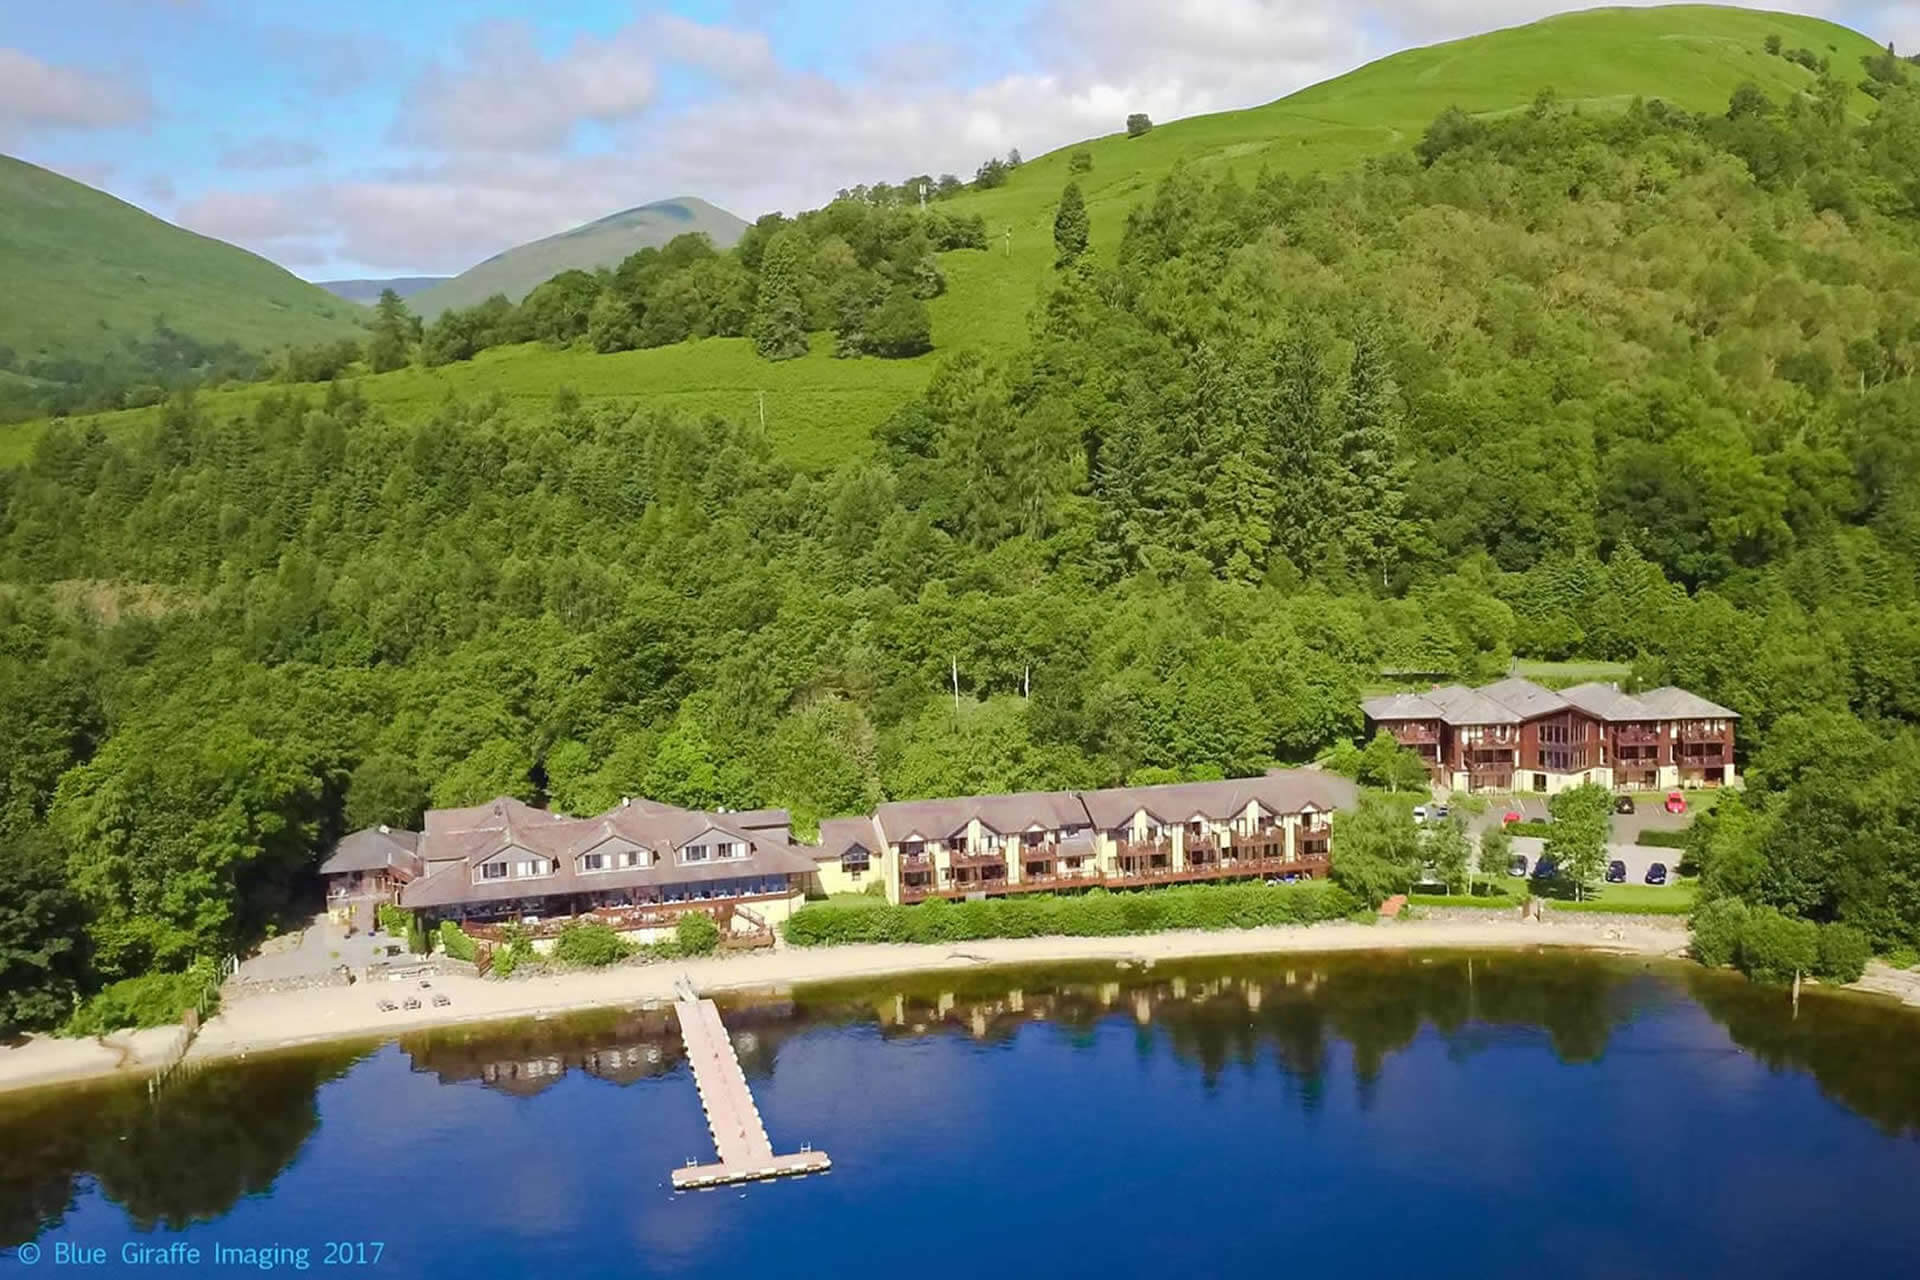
{"left": 1413, "top": 805, "right": 1430, "bottom": 823}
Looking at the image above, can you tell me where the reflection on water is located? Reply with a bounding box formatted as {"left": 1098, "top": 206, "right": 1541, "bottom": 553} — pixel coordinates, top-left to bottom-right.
{"left": 0, "top": 1048, "right": 365, "bottom": 1245}
{"left": 5, "top": 950, "right": 1919, "bottom": 1254}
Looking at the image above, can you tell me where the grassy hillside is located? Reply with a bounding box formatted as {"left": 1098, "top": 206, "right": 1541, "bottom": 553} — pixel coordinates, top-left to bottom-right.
{"left": 411, "top": 197, "right": 749, "bottom": 318}
{"left": 0, "top": 154, "right": 365, "bottom": 367}
{"left": 0, "top": 5, "right": 1887, "bottom": 470}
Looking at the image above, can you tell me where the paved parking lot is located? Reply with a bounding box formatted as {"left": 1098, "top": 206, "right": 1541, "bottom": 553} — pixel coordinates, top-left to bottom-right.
{"left": 1498, "top": 837, "right": 1682, "bottom": 886}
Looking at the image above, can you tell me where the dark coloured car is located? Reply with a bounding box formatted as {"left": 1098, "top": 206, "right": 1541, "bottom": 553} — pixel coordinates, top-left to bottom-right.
{"left": 1532, "top": 855, "right": 1559, "bottom": 881}
{"left": 1507, "top": 854, "right": 1529, "bottom": 878}
{"left": 1606, "top": 859, "right": 1627, "bottom": 883}
{"left": 1614, "top": 794, "right": 1636, "bottom": 815}
{"left": 1646, "top": 862, "right": 1669, "bottom": 885}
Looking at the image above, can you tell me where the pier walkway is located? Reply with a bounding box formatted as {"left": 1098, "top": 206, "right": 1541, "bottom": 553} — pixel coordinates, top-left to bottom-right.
{"left": 670, "top": 978, "right": 830, "bottom": 1190}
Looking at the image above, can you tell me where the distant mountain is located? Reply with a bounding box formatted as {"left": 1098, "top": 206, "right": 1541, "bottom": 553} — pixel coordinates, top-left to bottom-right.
{"left": 410, "top": 197, "right": 748, "bottom": 319}
{"left": 316, "top": 276, "right": 451, "bottom": 306}
{"left": 0, "top": 155, "right": 363, "bottom": 370}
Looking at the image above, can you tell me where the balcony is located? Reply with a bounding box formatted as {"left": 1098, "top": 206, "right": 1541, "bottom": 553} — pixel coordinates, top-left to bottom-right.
{"left": 948, "top": 849, "right": 1009, "bottom": 870}
{"left": 1678, "top": 725, "right": 1726, "bottom": 744}
{"left": 1614, "top": 727, "right": 1662, "bottom": 746}
{"left": 1391, "top": 725, "right": 1441, "bottom": 745}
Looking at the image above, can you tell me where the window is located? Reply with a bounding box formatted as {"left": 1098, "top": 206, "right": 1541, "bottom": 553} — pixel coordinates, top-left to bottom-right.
{"left": 480, "top": 861, "right": 508, "bottom": 880}
{"left": 683, "top": 844, "right": 709, "bottom": 863}
{"left": 717, "top": 841, "right": 745, "bottom": 860}
{"left": 514, "top": 859, "right": 549, "bottom": 878}
{"left": 841, "top": 849, "right": 870, "bottom": 872}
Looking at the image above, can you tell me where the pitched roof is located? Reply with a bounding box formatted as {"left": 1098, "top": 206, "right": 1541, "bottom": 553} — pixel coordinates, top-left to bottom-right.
{"left": 873, "top": 790, "right": 1089, "bottom": 845}
{"left": 1476, "top": 677, "right": 1568, "bottom": 720}
{"left": 812, "top": 816, "right": 880, "bottom": 860}
{"left": 1635, "top": 686, "right": 1740, "bottom": 720}
{"left": 1361, "top": 692, "right": 1446, "bottom": 721}
{"left": 319, "top": 826, "right": 422, "bottom": 879}
{"left": 1422, "top": 684, "right": 1523, "bottom": 725}
{"left": 1079, "top": 771, "right": 1355, "bottom": 831}
{"left": 1557, "top": 682, "right": 1657, "bottom": 722}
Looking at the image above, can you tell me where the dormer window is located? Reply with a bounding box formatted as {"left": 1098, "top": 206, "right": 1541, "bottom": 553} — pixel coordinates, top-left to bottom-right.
{"left": 480, "top": 861, "right": 508, "bottom": 881}
{"left": 683, "top": 844, "right": 709, "bottom": 863}
{"left": 716, "top": 841, "right": 745, "bottom": 860}
{"left": 514, "top": 859, "right": 550, "bottom": 878}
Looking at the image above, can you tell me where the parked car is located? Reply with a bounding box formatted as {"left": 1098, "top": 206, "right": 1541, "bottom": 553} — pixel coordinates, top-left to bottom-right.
{"left": 1646, "top": 862, "right": 1669, "bottom": 885}
{"left": 1614, "top": 794, "right": 1636, "bottom": 815}
{"left": 1532, "top": 855, "right": 1560, "bottom": 881}
{"left": 1606, "top": 859, "right": 1627, "bottom": 883}
{"left": 1507, "top": 854, "right": 1529, "bottom": 878}
{"left": 1412, "top": 805, "right": 1429, "bottom": 823}
{"left": 1432, "top": 803, "right": 1450, "bottom": 820}
{"left": 1664, "top": 791, "right": 1687, "bottom": 815}
{"left": 1502, "top": 810, "right": 1523, "bottom": 826}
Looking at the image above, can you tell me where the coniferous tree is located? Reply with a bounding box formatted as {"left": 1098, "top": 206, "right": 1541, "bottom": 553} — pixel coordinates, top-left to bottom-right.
{"left": 1333, "top": 320, "right": 1407, "bottom": 586}
{"left": 749, "top": 230, "right": 811, "bottom": 360}
{"left": 366, "top": 289, "right": 415, "bottom": 373}
{"left": 1053, "top": 182, "right": 1090, "bottom": 269}
{"left": 1268, "top": 327, "right": 1333, "bottom": 570}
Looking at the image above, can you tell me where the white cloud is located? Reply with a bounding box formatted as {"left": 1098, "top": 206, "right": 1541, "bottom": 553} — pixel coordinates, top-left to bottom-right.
{"left": 0, "top": 48, "right": 151, "bottom": 142}
{"left": 393, "top": 19, "right": 659, "bottom": 152}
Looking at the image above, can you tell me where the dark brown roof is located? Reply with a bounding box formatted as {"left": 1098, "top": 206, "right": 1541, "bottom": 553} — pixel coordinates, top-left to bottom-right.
{"left": 319, "top": 826, "right": 422, "bottom": 879}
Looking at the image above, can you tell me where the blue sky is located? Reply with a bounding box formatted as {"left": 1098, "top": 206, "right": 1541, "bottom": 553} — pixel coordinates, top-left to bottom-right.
{"left": 3, "top": 0, "right": 1915, "bottom": 280}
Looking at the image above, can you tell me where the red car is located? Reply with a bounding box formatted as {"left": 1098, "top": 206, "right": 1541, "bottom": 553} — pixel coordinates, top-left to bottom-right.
{"left": 1664, "top": 791, "right": 1687, "bottom": 815}
{"left": 1502, "top": 810, "right": 1523, "bottom": 825}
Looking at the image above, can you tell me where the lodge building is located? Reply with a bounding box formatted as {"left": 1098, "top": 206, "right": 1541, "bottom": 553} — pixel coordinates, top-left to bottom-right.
{"left": 1361, "top": 677, "right": 1738, "bottom": 794}
{"left": 320, "top": 769, "right": 1358, "bottom": 931}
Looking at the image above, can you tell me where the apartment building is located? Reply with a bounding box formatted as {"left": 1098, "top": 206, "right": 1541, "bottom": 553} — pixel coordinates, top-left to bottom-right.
{"left": 1361, "top": 677, "right": 1739, "bottom": 794}
{"left": 844, "top": 770, "right": 1355, "bottom": 905}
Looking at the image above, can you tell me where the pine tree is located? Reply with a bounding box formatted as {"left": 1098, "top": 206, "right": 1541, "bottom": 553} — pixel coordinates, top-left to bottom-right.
{"left": 1268, "top": 326, "right": 1333, "bottom": 570}
{"left": 1053, "top": 182, "right": 1089, "bottom": 268}
{"left": 367, "top": 288, "right": 415, "bottom": 373}
{"left": 1187, "top": 346, "right": 1274, "bottom": 581}
{"left": 749, "top": 230, "right": 810, "bottom": 361}
{"left": 1333, "top": 320, "right": 1407, "bottom": 586}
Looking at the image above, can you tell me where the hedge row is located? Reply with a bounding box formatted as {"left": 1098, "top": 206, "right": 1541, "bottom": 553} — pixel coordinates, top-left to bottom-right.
{"left": 781, "top": 882, "right": 1360, "bottom": 947}
{"left": 1635, "top": 829, "right": 1691, "bottom": 849}
{"left": 1506, "top": 821, "right": 1553, "bottom": 838}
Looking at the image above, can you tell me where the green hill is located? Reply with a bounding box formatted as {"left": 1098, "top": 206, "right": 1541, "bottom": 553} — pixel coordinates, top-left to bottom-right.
{"left": 316, "top": 276, "right": 449, "bottom": 305}
{"left": 0, "top": 5, "right": 1888, "bottom": 468}
{"left": 0, "top": 154, "right": 365, "bottom": 368}
{"left": 410, "top": 197, "right": 750, "bottom": 318}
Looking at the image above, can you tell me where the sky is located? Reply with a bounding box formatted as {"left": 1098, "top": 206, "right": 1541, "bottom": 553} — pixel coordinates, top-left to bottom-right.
{"left": 3, "top": 0, "right": 1917, "bottom": 282}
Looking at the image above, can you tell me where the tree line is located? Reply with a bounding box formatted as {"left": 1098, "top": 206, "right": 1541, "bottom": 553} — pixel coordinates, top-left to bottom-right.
{"left": 9, "top": 63, "right": 1920, "bottom": 1027}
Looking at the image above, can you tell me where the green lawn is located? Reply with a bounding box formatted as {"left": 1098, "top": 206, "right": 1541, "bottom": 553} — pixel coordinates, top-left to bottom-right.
{"left": 0, "top": 6, "right": 1883, "bottom": 472}
{"left": 1413, "top": 875, "right": 1698, "bottom": 915}
{"left": 1510, "top": 658, "right": 1635, "bottom": 686}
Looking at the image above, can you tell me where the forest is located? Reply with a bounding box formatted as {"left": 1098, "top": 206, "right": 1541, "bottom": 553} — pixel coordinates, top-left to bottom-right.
{"left": 6, "top": 58, "right": 1920, "bottom": 1030}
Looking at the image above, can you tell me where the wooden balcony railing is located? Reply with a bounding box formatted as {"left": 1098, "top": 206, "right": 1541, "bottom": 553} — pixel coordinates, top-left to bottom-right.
{"left": 948, "top": 849, "right": 1010, "bottom": 870}
{"left": 1614, "top": 727, "right": 1662, "bottom": 746}
{"left": 1391, "top": 725, "right": 1441, "bottom": 745}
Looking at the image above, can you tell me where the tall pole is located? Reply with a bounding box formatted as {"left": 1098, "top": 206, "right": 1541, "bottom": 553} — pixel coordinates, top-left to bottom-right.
{"left": 951, "top": 656, "right": 961, "bottom": 715}
{"left": 757, "top": 390, "right": 766, "bottom": 431}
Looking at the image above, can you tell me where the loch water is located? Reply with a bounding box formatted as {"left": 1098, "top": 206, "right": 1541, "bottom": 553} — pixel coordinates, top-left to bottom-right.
{"left": 6, "top": 951, "right": 1920, "bottom": 1278}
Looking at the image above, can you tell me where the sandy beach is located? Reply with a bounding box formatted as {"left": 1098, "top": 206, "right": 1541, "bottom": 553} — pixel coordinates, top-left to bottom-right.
{"left": 0, "top": 914, "right": 1716, "bottom": 1097}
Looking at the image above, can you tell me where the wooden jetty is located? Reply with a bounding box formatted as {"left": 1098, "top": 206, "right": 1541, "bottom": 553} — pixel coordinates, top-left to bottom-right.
{"left": 671, "top": 978, "right": 830, "bottom": 1190}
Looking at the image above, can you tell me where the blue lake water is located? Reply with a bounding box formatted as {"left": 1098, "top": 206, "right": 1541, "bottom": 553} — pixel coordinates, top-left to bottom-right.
{"left": 5, "top": 951, "right": 1920, "bottom": 1278}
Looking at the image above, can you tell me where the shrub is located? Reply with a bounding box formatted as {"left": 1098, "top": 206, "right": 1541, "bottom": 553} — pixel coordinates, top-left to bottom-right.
{"left": 376, "top": 903, "right": 412, "bottom": 936}
{"left": 1069, "top": 149, "right": 1093, "bottom": 173}
{"left": 1815, "top": 923, "right": 1871, "bottom": 984}
{"left": 1737, "top": 906, "right": 1820, "bottom": 984}
{"left": 1635, "top": 828, "right": 1691, "bottom": 849}
{"left": 552, "top": 921, "right": 635, "bottom": 968}
{"left": 1126, "top": 113, "right": 1153, "bottom": 138}
{"left": 1884, "top": 946, "right": 1920, "bottom": 970}
{"left": 1689, "top": 897, "right": 1750, "bottom": 968}
{"left": 1506, "top": 820, "right": 1553, "bottom": 839}
{"left": 66, "top": 968, "right": 211, "bottom": 1036}
{"left": 438, "top": 921, "right": 477, "bottom": 962}
{"left": 781, "top": 882, "right": 1360, "bottom": 947}
{"left": 676, "top": 911, "right": 721, "bottom": 956}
